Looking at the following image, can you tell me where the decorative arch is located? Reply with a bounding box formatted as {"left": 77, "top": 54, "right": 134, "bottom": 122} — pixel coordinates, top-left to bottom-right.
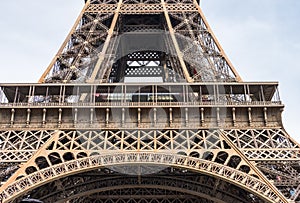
{"left": 35, "top": 172, "right": 266, "bottom": 203}
{"left": 0, "top": 152, "right": 282, "bottom": 203}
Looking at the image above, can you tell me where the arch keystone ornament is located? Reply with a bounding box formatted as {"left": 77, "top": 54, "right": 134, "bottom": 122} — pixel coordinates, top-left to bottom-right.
{"left": 0, "top": 0, "right": 299, "bottom": 202}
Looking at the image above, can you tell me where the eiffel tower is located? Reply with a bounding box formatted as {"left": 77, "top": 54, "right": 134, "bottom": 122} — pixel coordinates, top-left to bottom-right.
{"left": 0, "top": 0, "right": 300, "bottom": 202}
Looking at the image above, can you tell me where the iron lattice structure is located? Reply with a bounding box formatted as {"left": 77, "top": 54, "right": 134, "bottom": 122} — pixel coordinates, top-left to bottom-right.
{"left": 0, "top": 0, "right": 300, "bottom": 202}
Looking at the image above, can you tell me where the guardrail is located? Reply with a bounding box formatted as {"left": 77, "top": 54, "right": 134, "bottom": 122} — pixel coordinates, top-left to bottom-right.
{"left": 0, "top": 101, "right": 282, "bottom": 107}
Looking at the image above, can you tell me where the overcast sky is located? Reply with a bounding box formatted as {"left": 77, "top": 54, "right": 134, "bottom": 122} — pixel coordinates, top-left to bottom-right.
{"left": 0, "top": 0, "right": 299, "bottom": 142}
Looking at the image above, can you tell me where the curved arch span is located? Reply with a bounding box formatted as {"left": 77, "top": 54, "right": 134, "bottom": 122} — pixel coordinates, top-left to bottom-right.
{"left": 0, "top": 152, "right": 279, "bottom": 203}
{"left": 57, "top": 185, "right": 226, "bottom": 203}
{"left": 38, "top": 173, "right": 260, "bottom": 203}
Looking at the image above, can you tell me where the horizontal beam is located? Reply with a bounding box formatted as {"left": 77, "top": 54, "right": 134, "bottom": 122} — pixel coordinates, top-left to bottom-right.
{"left": 85, "top": 3, "right": 197, "bottom": 14}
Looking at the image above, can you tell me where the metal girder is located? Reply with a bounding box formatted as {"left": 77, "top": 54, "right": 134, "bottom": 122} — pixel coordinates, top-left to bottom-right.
{"left": 38, "top": 2, "right": 91, "bottom": 83}
{"left": 0, "top": 128, "right": 291, "bottom": 203}
{"left": 0, "top": 83, "right": 299, "bottom": 202}
{"left": 0, "top": 0, "right": 299, "bottom": 202}
{"left": 32, "top": 172, "right": 262, "bottom": 203}
{"left": 0, "top": 150, "right": 285, "bottom": 203}
{"left": 38, "top": 0, "right": 243, "bottom": 83}
{"left": 161, "top": 0, "right": 193, "bottom": 82}
{"left": 87, "top": 0, "right": 123, "bottom": 83}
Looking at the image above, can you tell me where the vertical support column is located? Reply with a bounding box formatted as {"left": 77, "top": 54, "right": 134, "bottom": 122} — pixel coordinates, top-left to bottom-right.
{"left": 122, "top": 108, "right": 125, "bottom": 127}
{"left": 137, "top": 108, "right": 141, "bottom": 127}
{"left": 58, "top": 108, "right": 62, "bottom": 127}
{"left": 26, "top": 109, "right": 31, "bottom": 127}
{"left": 248, "top": 107, "right": 252, "bottom": 126}
{"left": 120, "top": 131, "right": 124, "bottom": 150}
{"left": 59, "top": 86, "right": 63, "bottom": 105}
{"left": 170, "top": 130, "right": 174, "bottom": 150}
{"left": 137, "top": 130, "right": 141, "bottom": 150}
{"left": 264, "top": 107, "right": 268, "bottom": 126}
{"left": 153, "top": 108, "right": 157, "bottom": 126}
{"left": 260, "top": 85, "right": 266, "bottom": 103}
{"left": 216, "top": 107, "right": 220, "bottom": 127}
{"left": 104, "top": 131, "right": 108, "bottom": 150}
{"left": 74, "top": 108, "right": 78, "bottom": 127}
{"left": 42, "top": 108, "right": 47, "bottom": 127}
{"left": 90, "top": 108, "right": 94, "bottom": 125}
{"left": 200, "top": 108, "right": 204, "bottom": 126}
{"left": 0, "top": 88, "right": 3, "bottom": 103}
{"left": 10, "top": 109, "right": 15, "bottom": 127}
{"left": 91, "top": 85, "right": 95, "bottom": 103}
{"left": 169, "top": 108, "right": 173, "bottom": 127}
{"left": 106, "top": 108, "right": 110, "bottom": 127}
{"left": 13, "top": 87, "right": 18, "bottom": 104}
{"left": 153, "top": 130, "right": 157, "bottom": 150}
{"left": 161, "top": 0, "right": 193, "bottom": 83}
{"left": 214, "top": 84, "right": 218, "bottom": 104}
{"left": 243, "top": 84, "right": 247, "bottom": 102}
{"left": 185, "top": 107, "right": 189, "bottom": 127}
{"left": 232, "top": 107, "right": 236, "bottom": 127}
{"left": 62, "top": 85, "right": 66, "bottom": 103}
{"left": 28, "top": 86, "right": 32, "bottom": 104}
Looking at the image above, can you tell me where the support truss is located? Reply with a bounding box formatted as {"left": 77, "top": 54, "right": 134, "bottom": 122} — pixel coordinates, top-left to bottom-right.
{"left": 0, "top": 0, "right": 299, "bottom": 202}
{"left": 38, "top": 0, "right": 241, "bottom": 83}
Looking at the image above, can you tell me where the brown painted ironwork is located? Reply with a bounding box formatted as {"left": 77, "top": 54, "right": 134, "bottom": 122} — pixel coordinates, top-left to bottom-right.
{"left": 0, "top": 0, "right": 299, "bottom": 202}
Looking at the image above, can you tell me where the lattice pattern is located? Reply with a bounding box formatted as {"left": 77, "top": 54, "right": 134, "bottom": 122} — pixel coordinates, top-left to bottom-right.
{"left": 43, "top": 7, "right": 117, "bottom": 83}
{"left": 0, "top": 130, "right": 53, "bottom": 162}
{"left": 125, "top": 67, "right": 163, "bottom": 77}
{"left": 168, "top": 11, "right": 235, "bottom": 81}
{"left": 40, "top": 0, "right": 240, "bottom": 83}
{"left": 31, "top": 171, "right": 263, "bottom": 203}
{"left": 87, "top": 4, "right": 197, "bottom": 15}
{"left": 90, "top": 0, "right": 119, "bottom": 4}
{"left": 0, "top": 153, "right": 283, "bottom": 203}
{"left": 1, "top": 128, "right": 298, "bottom": 201}
{"left": 0, "top": 0, "right": 298, "bottom": 202}
{"left": 48, "top": 129, "right": 226, "bottom": 152}
{"left": 224, "top": 129, "right": 300, "bottom": 160}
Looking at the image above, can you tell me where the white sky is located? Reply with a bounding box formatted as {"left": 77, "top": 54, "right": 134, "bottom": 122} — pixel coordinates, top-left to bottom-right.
{"left": 0, "top": 0, "right": 299, "bottom": 142}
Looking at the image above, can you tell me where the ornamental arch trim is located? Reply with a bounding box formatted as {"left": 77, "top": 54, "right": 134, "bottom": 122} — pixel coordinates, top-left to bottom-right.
{"left": 0, "top": 152, "right": 283, "bottom": 203}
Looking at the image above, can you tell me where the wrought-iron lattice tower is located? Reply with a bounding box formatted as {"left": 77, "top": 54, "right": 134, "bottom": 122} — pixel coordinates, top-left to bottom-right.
{"left": 0, "top": 0, "right": 299, "bottom": 202}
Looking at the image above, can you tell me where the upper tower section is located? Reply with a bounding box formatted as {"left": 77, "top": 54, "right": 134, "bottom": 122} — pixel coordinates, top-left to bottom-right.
{"left": 39, "top": 0, "right": 242, "bottom": 84}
